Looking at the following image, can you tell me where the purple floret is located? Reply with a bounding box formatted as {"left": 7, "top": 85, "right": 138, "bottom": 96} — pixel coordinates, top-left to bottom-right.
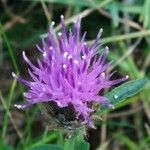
{"left": 12, "top": 15, "right": 128, "bottom": 127}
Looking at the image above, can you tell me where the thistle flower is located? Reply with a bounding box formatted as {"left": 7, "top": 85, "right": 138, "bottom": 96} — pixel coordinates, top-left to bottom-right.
{"left": 12, "top": 15, "right": 128, "bottom": 128}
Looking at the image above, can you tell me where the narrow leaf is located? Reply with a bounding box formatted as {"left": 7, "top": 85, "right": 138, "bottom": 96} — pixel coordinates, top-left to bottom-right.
{"left": 107, "top": 78, "right": 147, "bottom": 104}
{"left": 27, "top": 0, "right": 99, "bottom": 8}
{"left": 115, "top": 133, "right": 139, "bottom": 150}
{"left": 98, "top": 78, "right": 148, "bottom": 112}
{"left": 31, "top": 144, "right": 63, "bottom": 150}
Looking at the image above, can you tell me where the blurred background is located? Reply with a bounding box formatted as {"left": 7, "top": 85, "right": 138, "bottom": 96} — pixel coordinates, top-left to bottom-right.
{"left": 0, "top": 0, "right": 150, "bottom": 149}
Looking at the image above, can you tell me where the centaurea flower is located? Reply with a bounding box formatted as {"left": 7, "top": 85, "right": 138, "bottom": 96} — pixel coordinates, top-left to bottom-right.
{"left": 12, "top": 15, "right": 128, "bottom": 128}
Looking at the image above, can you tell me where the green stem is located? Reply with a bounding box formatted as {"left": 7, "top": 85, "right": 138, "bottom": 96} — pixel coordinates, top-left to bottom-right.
{"left": 88, "top": 29, "right": 150, "bottom": 44}
{"left": 2, "top": 80, "right": 17, "bottom": 139}
{"left": 0, "top": 22, "right": 19, "bottom": 73}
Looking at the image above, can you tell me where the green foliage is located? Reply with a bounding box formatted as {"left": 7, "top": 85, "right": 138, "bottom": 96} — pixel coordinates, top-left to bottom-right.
{"left": 64, "top": 135, "right": 89, "bottom": 150}
{"left": 115, "top": 133, "right": 139, "bottom": 150}
{"left": 0, "top": 141, "right": 14, "bottom": 150}
{"left": 30, "top": 135, "right": 89, "bottom": 150}
{"left": 106, "top": 78, "right": 148, "bottom": 105}
{"left": 28, "top": 0, "right": 104, "bottom": 8}
{"left": 31, "top": 144, "right": 63, "bottom": 150}
{"left": 96, "top": 78, "right": 148, "bottom": 113}
{"left": 1, "top": 0, "right": 150, "bottom": 150}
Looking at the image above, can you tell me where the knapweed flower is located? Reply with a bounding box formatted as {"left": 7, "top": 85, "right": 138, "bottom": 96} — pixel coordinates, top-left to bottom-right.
{"left": 12, "top": 15, "right": 128, "bottom": 128}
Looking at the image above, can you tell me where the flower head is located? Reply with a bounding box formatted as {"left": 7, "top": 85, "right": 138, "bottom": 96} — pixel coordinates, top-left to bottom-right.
{"left": 12, "top": 15, "right": 127, "bottom": 128}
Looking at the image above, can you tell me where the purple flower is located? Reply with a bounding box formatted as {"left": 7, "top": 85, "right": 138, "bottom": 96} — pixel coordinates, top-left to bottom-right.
{"left": 12, "top": 15, "right": 128, "bottom": 128}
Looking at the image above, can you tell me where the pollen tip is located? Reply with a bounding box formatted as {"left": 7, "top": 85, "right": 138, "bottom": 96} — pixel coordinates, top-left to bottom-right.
{"left": 125, "top": 75, "right": 129, "bottom": 79}
{"left": 23, "top": 92, "right": 26, "bottom": 96}
{"left": 22, "top": 51, "right": 25, "bottom": 56}
{"left": 74, "top": 60, "right": 79, "bottom": 64}
{"left": 49, "top": 46, "right": 53, "bottom": 50}
{"left": 83, "top": 42, "right": 87, "bottom": 45}
{"left": 114, "top": 95, "right": 118, "bottom": 99}
{"left": 106, "top": 46, "right": 109, "bottom": 50}
{"left": 43, "top": 52, "right": 47, "bottom": 57}
{"left": 12, "top": 72, "right": 17, "bottom": 78}
{"left": 82, "top": 55, "right": 86, "bottom": 59}
{"left": 60, "top": 15, "right": 64, "bottom": 19}
{"left": 63, "top": 52, "right": 68, "bottom": 58}
{"left": 68, "top": 55, "right": 72, "bottom": 59}
{"left": 22, "top": 51, "right": 27, "bottom": 59}
{"left": 58, "top": 32, "right": 62, "bottom": 36}
{"left": 51, "top": 21, "right": 55, "bottom": 26}
{"left": 63, "top": 64, "right": 67, "bottom": 69}
{"left": 57, "top": 102, "right": 63, "bottom": 107}
{"left": 90, "top": 124, "right": 96, "bottom": 129}
{"left": 105, "top": 46, "right": 109, "bottom": 53}
{"left": 100, "top": 28, "right": 103, "bottom": 33}
{"left": 101, "top": 72, "right": 105, "bottom": 77}
{"left": 14, "top": 104, "right": 23, "bottom": 109}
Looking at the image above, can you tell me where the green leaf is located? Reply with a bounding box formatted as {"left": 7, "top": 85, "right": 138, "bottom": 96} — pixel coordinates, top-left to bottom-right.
{"left": 31, "top": 144, "right": 63, "bottom": 150}
{"left": 109, "top": 2, "right": 119, "bottom": 28}
{"left": 106, "top": 2, "right": 143, "bottom": 14}
{"left": 115, "top": 133, "right": 139, "bottom": 150}
{"left": 98, "top": 78, "right": 148, "bottom": 112}
{"left": 107, "top": 78, "right": 148, "bottom": 104}
{"left": 27, "top": 0, "right": 100, "bottom": 8}
{"left": 0, "top": 140, "right": 14, "bottom": 150}
{"left": 64, "top": 135, "right": 89, "bottom": 150}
